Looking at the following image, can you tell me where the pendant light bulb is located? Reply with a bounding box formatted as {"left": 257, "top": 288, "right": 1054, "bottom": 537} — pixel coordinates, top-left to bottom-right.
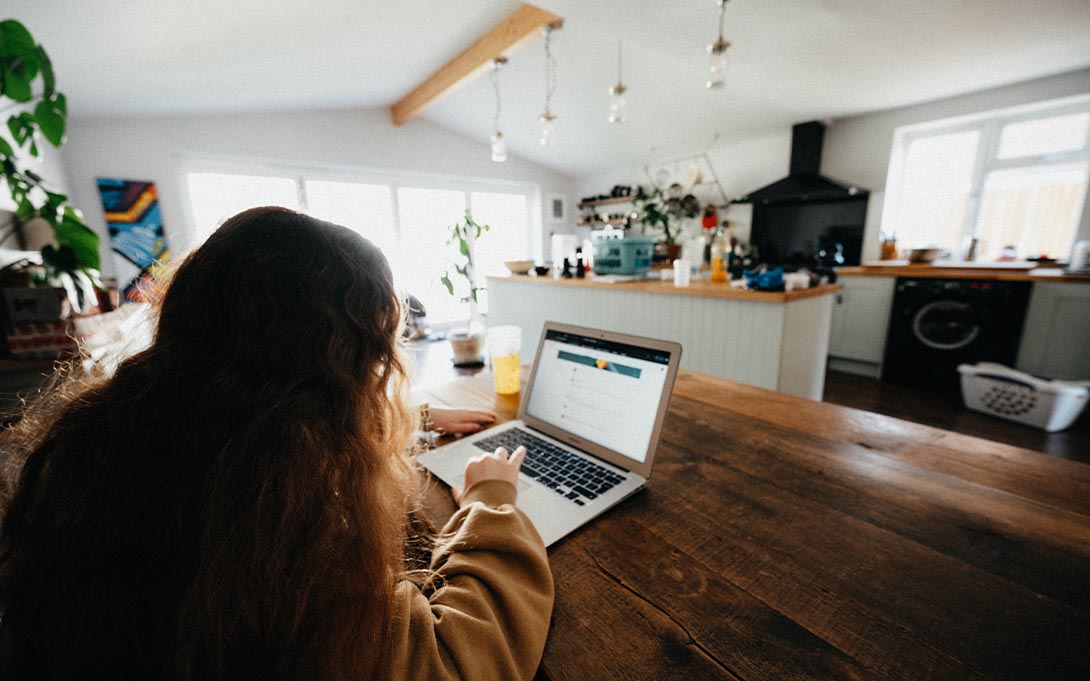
{"left": 490, "top": 132, "right": 507, "bottom": 162}
{"left": 608, "top": 41, "right": 627, "bottom": 124}
{"left": 489, "top": 58, "right": 508, "bottom": 162}
{"left": 539, "top": 113, "right": 557, "bottom": 147}
{"left": 608, "top": 84, "right": 627, "bottom": 124}
{"left": 706, "top": 40, "right": 730, "bottom": 89}
{"left": 538, "top": 23, "right": 561, "bottom": 147}
{"left": 706, "top": 0, "right": 731, "bottom": 89}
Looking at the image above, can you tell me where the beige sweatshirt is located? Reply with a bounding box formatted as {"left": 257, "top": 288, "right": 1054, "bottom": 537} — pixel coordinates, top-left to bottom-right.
{"left": 386, "top": 480, "right": 554, "bottom": 681}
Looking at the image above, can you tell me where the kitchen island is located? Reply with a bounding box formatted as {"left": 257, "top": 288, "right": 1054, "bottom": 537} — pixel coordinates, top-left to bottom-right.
{"left": 486, "top": 274, "right": 839, "bottom": 400}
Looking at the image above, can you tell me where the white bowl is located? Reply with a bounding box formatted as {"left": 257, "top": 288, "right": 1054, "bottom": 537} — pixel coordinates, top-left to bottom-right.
{"left": 504, "top": 259, "right": 534, "bottom": 275}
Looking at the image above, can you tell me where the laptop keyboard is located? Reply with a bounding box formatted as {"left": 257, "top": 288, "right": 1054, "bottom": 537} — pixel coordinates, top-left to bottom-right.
{"left": 474, "top": 428, "right": 626, "bottom": 506}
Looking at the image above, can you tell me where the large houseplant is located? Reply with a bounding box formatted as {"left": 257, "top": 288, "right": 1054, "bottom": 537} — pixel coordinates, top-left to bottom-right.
{"left": 440, "top": 210, "right": 489, "bottom": 365}
{"left": 638, "top": 189, "right": 678, "bottom": 245}
{"left": 0, "top": 18, "right": 101, "bottom": 310}
{"left": 639, "top": 188, "right": 701, "bottom": 261}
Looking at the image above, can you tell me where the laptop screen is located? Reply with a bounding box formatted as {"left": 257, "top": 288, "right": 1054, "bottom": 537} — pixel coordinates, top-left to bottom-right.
{"left": 525, "top": 328, "right": 672, "bottom": 464}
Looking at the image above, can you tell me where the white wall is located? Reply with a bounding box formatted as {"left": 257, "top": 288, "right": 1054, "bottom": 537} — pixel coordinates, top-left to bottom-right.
{"left": 60, "top": 107, "right": 578, "bottom": 278}
{"left": 577, "top": 67, "right": 1090, "bottom": 263}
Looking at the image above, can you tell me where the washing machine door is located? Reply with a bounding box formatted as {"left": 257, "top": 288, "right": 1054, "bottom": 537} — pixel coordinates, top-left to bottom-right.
{"left": 912, "top": 300, "right": 983, "bottom": 350}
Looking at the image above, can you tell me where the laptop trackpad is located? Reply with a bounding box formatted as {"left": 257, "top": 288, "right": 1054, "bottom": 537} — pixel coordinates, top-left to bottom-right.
{"left": 450, "top": 473, "right": 531, "bottom": 495}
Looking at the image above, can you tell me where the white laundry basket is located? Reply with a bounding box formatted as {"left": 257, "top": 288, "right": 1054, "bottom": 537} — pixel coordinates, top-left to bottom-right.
{"left": 958, "top": 363, "right": 1090, "bottom": 432}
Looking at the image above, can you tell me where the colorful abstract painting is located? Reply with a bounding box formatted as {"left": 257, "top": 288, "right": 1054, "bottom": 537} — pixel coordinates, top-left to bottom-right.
{"left": 96, "top": 179, "right": 171, "bottom": 302}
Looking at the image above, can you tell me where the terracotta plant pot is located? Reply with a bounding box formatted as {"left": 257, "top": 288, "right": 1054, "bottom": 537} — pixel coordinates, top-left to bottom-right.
{"left": 449, "top": 331, "right": 483, "bottom": 366}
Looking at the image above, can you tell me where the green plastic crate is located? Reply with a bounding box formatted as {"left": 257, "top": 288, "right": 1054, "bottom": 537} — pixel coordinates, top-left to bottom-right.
{"left": 592, "top": 237, "right": 657, "bottom": 275}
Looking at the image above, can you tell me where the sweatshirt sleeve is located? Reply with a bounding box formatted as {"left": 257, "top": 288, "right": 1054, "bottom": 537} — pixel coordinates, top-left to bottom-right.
{"left": 386, "top": 479, "right": 554, "bottom": 681}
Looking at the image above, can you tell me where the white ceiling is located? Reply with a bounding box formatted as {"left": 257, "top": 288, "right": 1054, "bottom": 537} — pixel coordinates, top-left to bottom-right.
{"left": 8, "top": 0, "right": 1090, "bottom": 178}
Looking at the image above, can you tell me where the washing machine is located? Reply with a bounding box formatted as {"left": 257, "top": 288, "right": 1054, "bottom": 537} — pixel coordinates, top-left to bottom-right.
{"left": 881, "top": 278, "right": 1031, "bottom": 393}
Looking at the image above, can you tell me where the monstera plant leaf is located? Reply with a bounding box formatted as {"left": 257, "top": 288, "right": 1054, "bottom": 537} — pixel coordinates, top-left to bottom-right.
{"left": 55, "top": 206, "right": 100, "bottom": 271}
{"left": 33, "top": 92, "right": 65, "bottom": 146}
{"left": 0, "top": 18, "right": 101, "bottom": 291}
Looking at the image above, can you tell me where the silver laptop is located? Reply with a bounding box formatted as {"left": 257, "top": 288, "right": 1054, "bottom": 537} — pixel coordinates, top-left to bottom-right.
{"left": 417, "top": 322, "right": 682, "bottom": 546}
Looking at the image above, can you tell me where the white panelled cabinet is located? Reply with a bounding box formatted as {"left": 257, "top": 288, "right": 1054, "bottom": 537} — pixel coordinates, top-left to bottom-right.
{"left": 1016, "top": 282, "right": 1090, "bottom": 380}
{"left": 486, "top": 276, "right": 837, "bottom": 400}
{"left": 827, "top": 275, "right": 896, "bottom": 378}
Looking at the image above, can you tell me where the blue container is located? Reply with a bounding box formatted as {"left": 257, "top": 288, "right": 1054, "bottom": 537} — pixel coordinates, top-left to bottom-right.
{"left": 592, "top": 237, "right": 657, "bottom": 276}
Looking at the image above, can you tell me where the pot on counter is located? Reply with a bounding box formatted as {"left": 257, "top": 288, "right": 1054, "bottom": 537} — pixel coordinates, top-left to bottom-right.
{"left": 906, "top": 247, "right": 943, "bottom": 264}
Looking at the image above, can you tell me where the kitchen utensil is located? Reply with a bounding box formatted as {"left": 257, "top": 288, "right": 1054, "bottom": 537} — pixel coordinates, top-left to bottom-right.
{"left": 906, "top": 248, "right": 942, "bottom": 264}
{"left": 1067, "top": 240, "right": 1090, "bottom": 274}
{"left": 961, "top": 237, "right": 979, "bottom": 262}
{"left": 681, "top": 194, "right": 700, "bottom": 216}
{"left": 504, "top": 259, "right": 534, "bottom": 275}
{"left": 551, "top": 234, "right": 579, "bottom": 266}
{"left": 672, "top": 259, "right": 691, "bottom": 287}
{"left": 880, "top": 238, "right": 898, "bottom": 260}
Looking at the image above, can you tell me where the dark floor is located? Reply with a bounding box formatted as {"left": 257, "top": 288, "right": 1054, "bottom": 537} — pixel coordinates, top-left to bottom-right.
{"left": 409, "top": 338, "right": 1090, "bottom": 464}
{"left": 822, "top": 369, "right": 1090, "bottom": 464}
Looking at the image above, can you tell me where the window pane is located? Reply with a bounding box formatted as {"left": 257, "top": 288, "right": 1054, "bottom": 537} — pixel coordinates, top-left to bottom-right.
{"left": 997, "top": 113, "right": 1090, "bottom": 159}
{"left": 304, "top": 180, "right": 397, "bottom": 254}
{"left": 975, "top": 162, "right": 1089, "bottom": 259}
{"left": 395, "top": 187, "right": 467, "bottom": 326}
{"left": 470, "top": 192, "right": 530, "bottom": 315}
{"left": 470, "top": 192, "right": 530, "bottom": 276}
{"left": 891, "top": 130, "right": 979, "bottom": 252}
{"left": 186, "top": 173, "right": 299, "bottom": 242}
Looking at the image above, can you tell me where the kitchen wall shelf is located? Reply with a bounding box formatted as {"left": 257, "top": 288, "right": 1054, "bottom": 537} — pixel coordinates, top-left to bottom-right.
{"left": 578, "top": 218, "right": 629, "bottom": 226}
{"left": 578, "top": 195, "right": 643, "bottom": 209}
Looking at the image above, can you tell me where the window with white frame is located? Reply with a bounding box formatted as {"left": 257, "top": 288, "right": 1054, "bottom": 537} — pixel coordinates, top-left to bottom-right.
{"left": 882, "top": 96, "right": 1090, "bottom": 261}
{"left": 181, "top": 162, "right": 537, "bottom": 325}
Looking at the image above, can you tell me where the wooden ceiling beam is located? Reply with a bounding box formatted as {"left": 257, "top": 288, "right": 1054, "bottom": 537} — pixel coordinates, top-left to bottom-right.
{"left": 391, "top": 3, "right": 562, "bottom": 126}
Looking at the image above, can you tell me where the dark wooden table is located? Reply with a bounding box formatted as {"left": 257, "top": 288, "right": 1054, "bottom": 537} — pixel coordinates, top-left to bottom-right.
{"left": 413, "top": 370, "right": 1090, "bottom": 681}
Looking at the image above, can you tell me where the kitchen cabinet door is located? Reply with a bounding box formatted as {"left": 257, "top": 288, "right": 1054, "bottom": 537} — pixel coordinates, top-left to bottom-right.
{"left": 1016, "top": 282, "right": 1090, "bottom": 380}
{"left": 829, "top": 275, "right": 896, "bottom": 364}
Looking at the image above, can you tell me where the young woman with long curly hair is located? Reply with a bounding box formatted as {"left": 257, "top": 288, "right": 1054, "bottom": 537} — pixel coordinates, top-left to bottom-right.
{"left": 0, "top": 206, "right": 553, "bottom": 680}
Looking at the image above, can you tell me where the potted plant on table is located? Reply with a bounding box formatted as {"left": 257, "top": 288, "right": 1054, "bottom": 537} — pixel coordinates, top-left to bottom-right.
{"left": 0, "top": 19, "right": 102, "bottom": 314}
{"left": 440, "top": 210, "right": 490, "bottom": 366}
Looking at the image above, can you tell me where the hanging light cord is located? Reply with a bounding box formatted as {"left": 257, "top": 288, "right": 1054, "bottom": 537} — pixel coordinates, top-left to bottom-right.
{"left": 543, "top": 27, "right": 558, "bottom": 115}
{"left": 491, "top": 60, "right": 503, "bottom": 131}
{"left": 617, "top": 41, "right": 624, "bottom": 84}
{"left": 717, "top": 0, "right": 728, "bottom": 42}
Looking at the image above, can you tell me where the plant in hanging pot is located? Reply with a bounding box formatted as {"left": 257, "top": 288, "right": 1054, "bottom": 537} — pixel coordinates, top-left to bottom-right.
{"left": 439, "top": 210, "right": 490, "bottom": 366}
{"left": 0, "top": 19, "right": 102, "bottom": 316}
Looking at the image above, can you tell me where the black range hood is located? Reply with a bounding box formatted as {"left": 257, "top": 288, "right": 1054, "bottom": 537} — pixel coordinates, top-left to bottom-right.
{"left": 735, "top": 121, "right": 868, "bottom": 205}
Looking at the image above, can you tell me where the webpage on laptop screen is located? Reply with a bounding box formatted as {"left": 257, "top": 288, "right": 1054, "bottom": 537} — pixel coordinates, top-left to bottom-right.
{"left": 526, "top": 329, "right": 671, "bottom": 463}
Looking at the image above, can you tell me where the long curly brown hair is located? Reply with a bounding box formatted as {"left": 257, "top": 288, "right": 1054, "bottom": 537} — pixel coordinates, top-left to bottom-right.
{"left": 0, "top": 207, "right": 421, "bottom": 680}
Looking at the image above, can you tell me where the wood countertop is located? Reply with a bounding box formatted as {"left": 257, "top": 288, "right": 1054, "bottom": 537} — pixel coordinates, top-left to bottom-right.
{"left": 487, "top": 273, "right": 840, "bottom": 303}
{"left": 416, "top": 370, "right": 1090, "bottom": 680}
{"left": 838, "top": 262, "right": 1090, "bottom": 282}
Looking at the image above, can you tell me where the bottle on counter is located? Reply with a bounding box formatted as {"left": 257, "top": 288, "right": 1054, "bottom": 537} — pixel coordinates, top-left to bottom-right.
{"left": 575, "top": 248, "right": 586, "bottom": 278}
{"left": 710, "top": 231, "right": 729, "bottom": 283}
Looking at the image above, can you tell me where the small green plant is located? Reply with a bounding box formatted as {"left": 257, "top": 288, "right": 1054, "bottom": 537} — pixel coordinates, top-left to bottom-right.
{"left": 638, "top": 189, "right": 678, "bottom": 244}
{"left": 0, "top": 18, "right": 101, "bottom": 309}
{"left": 440, "top": 210, "right": 490, "bottom": 333}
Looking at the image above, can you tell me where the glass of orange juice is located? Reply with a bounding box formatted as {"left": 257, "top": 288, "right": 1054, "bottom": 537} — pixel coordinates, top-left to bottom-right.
{"left": 487, "top": 325, "right": 521, "bottom": 395}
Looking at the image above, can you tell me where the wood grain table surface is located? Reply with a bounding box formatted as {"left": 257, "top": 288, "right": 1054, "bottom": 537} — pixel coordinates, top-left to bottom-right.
{"left": 413, "top": 370, "right": 1090, "bottom": 681}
